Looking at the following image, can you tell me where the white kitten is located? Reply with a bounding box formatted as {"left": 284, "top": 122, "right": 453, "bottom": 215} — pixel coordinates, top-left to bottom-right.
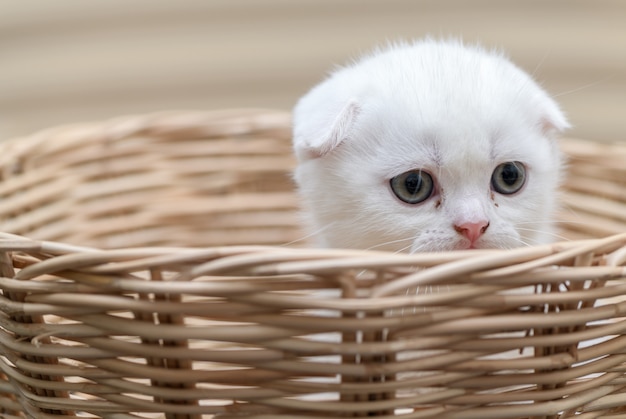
{"left": 292, "top": 39, "right": 569, "bottom": 252}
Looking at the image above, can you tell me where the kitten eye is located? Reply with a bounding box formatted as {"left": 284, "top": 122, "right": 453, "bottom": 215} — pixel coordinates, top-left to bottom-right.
{"left": 390, "top": 170, "right": 434, "bottom": 204}
{"left": 491, "top": 161, "right": 526, "bottom": 195}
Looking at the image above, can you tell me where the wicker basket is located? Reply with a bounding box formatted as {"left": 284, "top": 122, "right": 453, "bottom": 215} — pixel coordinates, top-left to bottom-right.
{"left": 0, "top": 110, "right": 624, "bottom": 419}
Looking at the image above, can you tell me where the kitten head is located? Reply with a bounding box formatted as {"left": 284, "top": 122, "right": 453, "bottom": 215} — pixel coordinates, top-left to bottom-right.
{"left": 292, "top": 40, "right": 568, "bottom": 252}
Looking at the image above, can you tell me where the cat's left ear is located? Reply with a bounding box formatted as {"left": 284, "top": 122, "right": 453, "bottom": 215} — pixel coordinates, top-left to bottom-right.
{"left": 540, "top": 100, "right": 570, "bottom": 136}
{"left": 292, "top": 99, "right": 361, "bottom": 161}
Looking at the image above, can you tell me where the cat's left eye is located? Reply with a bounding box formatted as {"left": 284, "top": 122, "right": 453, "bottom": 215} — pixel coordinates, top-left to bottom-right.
{"left": 390, "top": 170, "right": 434, "bottom": 204}
{"left": 491, "top": 161, "right": 526, "bottom": 195}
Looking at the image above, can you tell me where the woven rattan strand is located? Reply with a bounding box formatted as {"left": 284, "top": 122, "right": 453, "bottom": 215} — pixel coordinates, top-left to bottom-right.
{"left": 0, "top": 110, "right": 624, "bottom": 418}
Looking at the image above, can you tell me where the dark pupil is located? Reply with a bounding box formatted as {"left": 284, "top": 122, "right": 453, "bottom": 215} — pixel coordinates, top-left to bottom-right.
{"left": 405, "top": 173, "right": 422, "bottom": 194}
{"left": 501, "top": 164, "right": 519, "bottom": 186}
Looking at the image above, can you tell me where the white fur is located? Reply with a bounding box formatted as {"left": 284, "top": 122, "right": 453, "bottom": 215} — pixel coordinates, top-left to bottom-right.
{"left": 293, "top": 39, "right": 568, "bottom": 252}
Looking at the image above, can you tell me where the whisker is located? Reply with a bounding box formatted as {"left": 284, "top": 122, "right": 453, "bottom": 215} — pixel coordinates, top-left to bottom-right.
{"left": 552, "top": 75, "right": 615, "bottom": 99}
{"left": 393, "top": 242, "right": 416, "bottom": 255}
{"left": 512, "top": 236, "right": 534, "bottom": 247}
{"left": 280, "top": 223, "right": 333, "bottom": 247}
{"left": 365, "top": 237, "right": 414, "bottom": 252}
{"left": 515, "top": 227, "right": 572, "bottom": 242}
{"left": 515, "top": 219, "right": 587, "bottom": 226}
{"left": 529, "top": 48, "right": 551, "bottom": 79}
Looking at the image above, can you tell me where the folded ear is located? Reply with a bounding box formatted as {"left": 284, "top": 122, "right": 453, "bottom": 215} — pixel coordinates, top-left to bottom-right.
{"left": 540, "top": 99, "right": 571, "bottom": 137}
{"left": 292, "top": 98, "right": 361, "bottom": 161}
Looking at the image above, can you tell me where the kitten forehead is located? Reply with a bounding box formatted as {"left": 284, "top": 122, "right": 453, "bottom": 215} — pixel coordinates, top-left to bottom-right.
{"left": 362, "top": 113, "right": 550, "bottom": 183}
{"left": 361, "top": 108, "right": 497, "bottom": 175}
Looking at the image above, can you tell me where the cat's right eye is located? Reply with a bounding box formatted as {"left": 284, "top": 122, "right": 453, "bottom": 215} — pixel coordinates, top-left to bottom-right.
{"left": 390, "top": 170, "right": 434, "bottom": 204}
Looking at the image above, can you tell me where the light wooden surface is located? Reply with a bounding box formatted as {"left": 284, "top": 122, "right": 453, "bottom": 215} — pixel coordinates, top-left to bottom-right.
{"left": 1, "top": 0, "right": 625, "bottom": 142}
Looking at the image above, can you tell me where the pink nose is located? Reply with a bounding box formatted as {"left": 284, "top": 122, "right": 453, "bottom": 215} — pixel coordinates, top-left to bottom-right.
{"left": 454, "top": 221, "right": 489, "bottom": 244}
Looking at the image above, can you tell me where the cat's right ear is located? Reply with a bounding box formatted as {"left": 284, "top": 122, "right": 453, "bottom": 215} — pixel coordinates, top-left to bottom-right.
{"left": 292, "top": 99, "right": 361, "bottom": 161}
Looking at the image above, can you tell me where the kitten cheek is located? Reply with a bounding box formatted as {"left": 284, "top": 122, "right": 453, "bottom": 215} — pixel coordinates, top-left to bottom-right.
{"left": 480, "top": 225, "right": 523, "bottom": 249}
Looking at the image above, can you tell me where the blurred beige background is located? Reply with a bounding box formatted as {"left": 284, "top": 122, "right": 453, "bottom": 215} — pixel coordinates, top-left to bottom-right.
{"left": 1, "top": 0, "right": 625, "bottom": 142}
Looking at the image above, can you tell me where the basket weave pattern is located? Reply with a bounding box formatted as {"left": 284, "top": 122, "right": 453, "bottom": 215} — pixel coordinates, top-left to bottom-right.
{"left": 0, "top": 110, "right": 624, "bottom": 418}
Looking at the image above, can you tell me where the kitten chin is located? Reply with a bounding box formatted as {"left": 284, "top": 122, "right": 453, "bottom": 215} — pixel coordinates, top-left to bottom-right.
{"left": 293, "top": 39, "right": 568, "bottom": 252}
